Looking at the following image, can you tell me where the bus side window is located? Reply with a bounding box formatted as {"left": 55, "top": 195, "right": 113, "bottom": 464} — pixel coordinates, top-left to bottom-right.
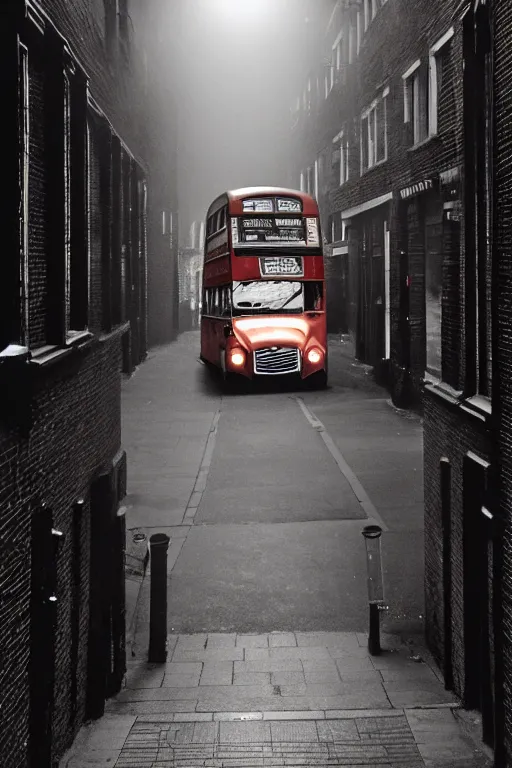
{"left": 219, "top": 208, "right": 226, "bottom": 230}
{"left": 221, "top": 286, "right": 231, "bottom": 317}
{"left": 305, "top": 282, "right": 323, "bottom": 311}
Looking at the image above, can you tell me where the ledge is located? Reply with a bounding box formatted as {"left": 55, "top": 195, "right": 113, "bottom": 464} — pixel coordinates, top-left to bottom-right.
{"left": 98, "top": 321, "right": 131, "bottom": 344}
{"left": 407, "top": 135, "right": 439, "bottom": 154}
{"left": 423, "top": 378, "right": 463, "bottom": 407}
{"left": 460, "top": 394, "right": 492, "bottom": 425}
{"left": 30, "top": 330, "right": 95, "bottom": 368}
{"left": 423, "top": 378, "right": 492, "bottom": 426}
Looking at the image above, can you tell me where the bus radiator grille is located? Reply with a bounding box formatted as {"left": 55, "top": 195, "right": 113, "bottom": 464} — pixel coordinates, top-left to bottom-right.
{"left": 253, "top": 347, "right": 301, "bottom": 375}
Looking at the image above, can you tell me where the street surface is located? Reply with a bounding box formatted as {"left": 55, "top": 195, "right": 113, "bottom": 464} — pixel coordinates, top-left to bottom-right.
{"left": 61, "top": 332, "right": 491, "bottom": 768}
{"left": 127, "top": 332, "right": 424, "bottom": 641}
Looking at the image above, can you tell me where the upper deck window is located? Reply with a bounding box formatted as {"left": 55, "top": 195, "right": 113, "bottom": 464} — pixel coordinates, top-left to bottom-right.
{"left": 241, "top": 197, "right": 303, "bottom": 214}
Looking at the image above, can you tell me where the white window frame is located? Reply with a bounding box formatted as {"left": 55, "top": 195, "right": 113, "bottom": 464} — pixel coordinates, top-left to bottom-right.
{"left": 348, "top": 17, "right": 356, "bottom": 64}
{"left": 429, "top": 27, "right": 454, "bottom": 136}
{"left": 364, "top": 0, "right": 370, "bottom": 30}
{"left": 306, "top": 166, "right": 314, "bottom": 195}
{"left": 333, "top": 129, "right": 350, "bottom": 187}
{"left": 402, "top": 59, "right": 421, "bottom": 123}
{"left": 356, "top": 10, "right": 362, "bottom": 53}
{"left": 332, "top": 30, "right": 343, "bottom": 78}
{"left": 402, "top": 59, "right": 429, "bottom": 145}
{"left": 299, "top": 171, "right": 305, "bottom": 192}
{"left": 360, "top": 86, "right": 389, "bottom": 173}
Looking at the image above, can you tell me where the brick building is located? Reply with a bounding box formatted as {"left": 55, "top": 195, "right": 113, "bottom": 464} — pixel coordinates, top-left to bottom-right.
{"left": 178, "top": 220, "right": 204, "bottom": 331}
{"left": 290, "top": 1, "right": 512, "bottom": 764}
{"left": 0, "top": 1, "right": 178, "bottom": 766}
{"left": 290, "top": 0, "right": 463, "bottom": 398}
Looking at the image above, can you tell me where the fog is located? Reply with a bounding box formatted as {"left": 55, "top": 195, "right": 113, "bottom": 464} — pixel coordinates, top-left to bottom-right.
{"left": 173, "top": 0, "right": 326, "bottom": 244}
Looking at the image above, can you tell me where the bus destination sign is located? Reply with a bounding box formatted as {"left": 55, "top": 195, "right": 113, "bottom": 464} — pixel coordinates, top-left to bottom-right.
{"left": 239, "top": 216, "right": 305, "bottom": 244}
{"left": 259, "top": 257, "right": 304, "bottom": 277}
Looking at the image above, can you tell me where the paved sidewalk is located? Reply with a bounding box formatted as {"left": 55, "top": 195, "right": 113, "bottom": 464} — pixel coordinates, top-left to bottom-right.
{"left": 60, "top": 333, "right": 491, "bottom": 767}
{"left": 62, "top": 632, "right": 488, "bottom": 767}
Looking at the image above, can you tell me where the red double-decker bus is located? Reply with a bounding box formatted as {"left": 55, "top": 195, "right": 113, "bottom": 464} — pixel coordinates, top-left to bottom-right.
{"left": 200, "top": 187, "right": 327, "bottom": 387}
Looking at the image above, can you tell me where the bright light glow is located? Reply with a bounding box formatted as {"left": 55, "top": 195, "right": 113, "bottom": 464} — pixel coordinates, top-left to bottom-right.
{"left": 307, "top": 348, "right": 322, "bottom": 364}
{"left": 214, "top": 0, "right": 275, "bottom": 22}
{"left": 231, "top": 350, "right": 245, "bottom": 366}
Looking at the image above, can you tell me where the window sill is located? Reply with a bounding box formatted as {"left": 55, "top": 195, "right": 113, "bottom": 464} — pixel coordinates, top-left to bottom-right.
{"left": 30, "top": 331, "right": 94, "bottom": 368}
{"left": 423, "top": 378, "right": 492, "bottom": 425}
{"left": 361, "top": 158, "right": 388, "bottom": 176}
{"left": 98, "top": 320, "right": 131, "bottom": 343}
{"left": 407, "top": 135, "right": 439, "bottom": 153}
{"left": 423, "top": 377, "right": 463, "bottom": 406}
{"left": 460, "top": 394, "right": 492, "bottom": 424}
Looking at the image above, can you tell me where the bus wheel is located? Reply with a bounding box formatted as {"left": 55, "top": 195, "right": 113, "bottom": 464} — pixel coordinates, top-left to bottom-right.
{"left": 306, "top": 371, "right": 328, "bottom": 390}
{"left": 223, "top": 371, "right": 237, "bottom": 393}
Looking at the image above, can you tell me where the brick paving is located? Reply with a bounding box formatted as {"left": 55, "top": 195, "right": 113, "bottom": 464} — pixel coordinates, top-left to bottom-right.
{"left": 61, "top": 632, "right": 490, "bottom": 767}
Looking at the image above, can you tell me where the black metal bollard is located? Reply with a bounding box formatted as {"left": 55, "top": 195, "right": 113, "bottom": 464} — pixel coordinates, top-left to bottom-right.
{"left": 362, "top": 525, "right": 384, "bottom": 655}
{"left": 148, "top": 533, "right": 170, "bottom": 663}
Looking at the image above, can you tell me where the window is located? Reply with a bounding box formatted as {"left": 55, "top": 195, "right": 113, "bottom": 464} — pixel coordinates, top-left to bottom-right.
{"left": 357, "top": 10, "right": 362, "bottom": 53}
{"left": 64, "top": 74, "right": 72, "bottom": 335}
{"left": 306, "top": 166, "right": 314, "bottom": 195}
{"left": 403, "top": 60, "right": 429, "bottom": 145}
{"left": 348, "top": 18, "right": 356, "bottom": 64}
{"left": 425, "top": 201, "right": 443, "bottom": 377}
{"left": 327, "top": 214, "right": 334, "bottom": 243}
{"left": 429, "top": 28, "right": 454, "bottom": 136}
{"left": 333, "top": 129, "right": 349, "bottom": 186}
{"left": 361, "top": 0, "right": 388, "bottom": 36}
{"left": 19, "top": 44, "right": 29, "bottom": 345}
{"left": 299, "top": 171, "right": 305, "bottom": 192}
{"left": 360, "top": 88, "right": 388, "bottom": 172}
{"left": 465, "top": 7, "right": 492, "bottom": 396}
{"left": 333, "top": 30, "right": 343, "bottom": 82}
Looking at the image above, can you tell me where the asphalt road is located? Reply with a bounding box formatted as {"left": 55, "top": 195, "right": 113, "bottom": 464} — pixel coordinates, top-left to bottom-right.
{"left": 128, "top": 333, "right": 424, "bottom": 644}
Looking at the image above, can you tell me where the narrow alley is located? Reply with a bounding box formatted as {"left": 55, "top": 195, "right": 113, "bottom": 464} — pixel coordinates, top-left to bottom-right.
{"left": 61, "top": 334, "right": 489, "bottom": 768}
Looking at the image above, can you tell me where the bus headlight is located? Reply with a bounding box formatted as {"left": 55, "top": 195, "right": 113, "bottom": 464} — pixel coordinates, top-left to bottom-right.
{"left": 307, "top": 348, "right": 322, "bottom": 364}
{"left": 230, "top": 349, "right": 246, "bottom": 367}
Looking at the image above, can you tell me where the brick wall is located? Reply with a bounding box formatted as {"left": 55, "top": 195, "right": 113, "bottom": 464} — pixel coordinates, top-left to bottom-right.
{"left": 0, "top": 0, "right": 174, "bottom": 764}
{"left": 41, "top": 0, "right": 180, "bottom": 348}
{"left": 422, "top": 396, "right": 491, "bottom": 697}
{"left": 291, "top": 0, "right": 464, "bottom": 401}
{"left": 291, "top": 4, "right": 510, "bottom": 760}
{"left": 493, "top": 0, "right": 512, "bottom": 760}
{"left": 0, "top": 338, "right": 121, "bottom": 766}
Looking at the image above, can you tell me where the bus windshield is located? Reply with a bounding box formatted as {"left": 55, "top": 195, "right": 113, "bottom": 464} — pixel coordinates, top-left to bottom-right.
{"left": 232, "top": 281, "right": 303, "bottom": 315}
